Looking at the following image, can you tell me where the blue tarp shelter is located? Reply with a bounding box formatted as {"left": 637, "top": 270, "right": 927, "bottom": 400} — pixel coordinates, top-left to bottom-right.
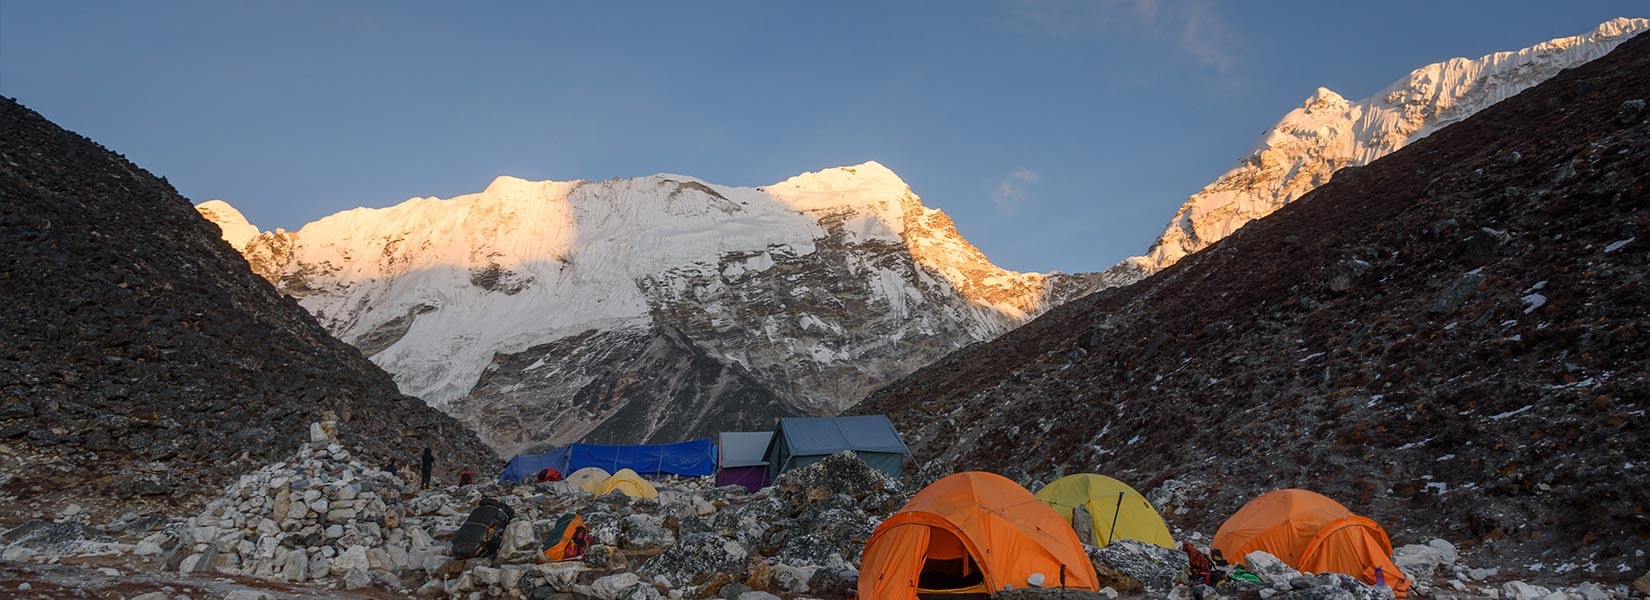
{"left": 499, "top": 439, "right": 717, "bottom": 483}
{"left": 764, "top": 415, "right": 911, "bottom": 481}
{"left": 498, "top": 446, "right": 571, "bottom": 483}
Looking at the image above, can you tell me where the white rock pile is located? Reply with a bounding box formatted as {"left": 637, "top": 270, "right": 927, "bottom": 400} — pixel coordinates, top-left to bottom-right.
{"left": 107, "top": 429, "right": 901, "bottom": 599}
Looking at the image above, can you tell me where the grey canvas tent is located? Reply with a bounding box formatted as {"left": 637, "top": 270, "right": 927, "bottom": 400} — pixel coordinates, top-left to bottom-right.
{"left": 764, "top": 415, "right": 911, "bottom": 480}
{"left": 716, "top": 431, "right": 773, "bottom": 492}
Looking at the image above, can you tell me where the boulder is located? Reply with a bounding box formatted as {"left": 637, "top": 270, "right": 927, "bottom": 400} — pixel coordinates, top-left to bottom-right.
{"left": 497, "top": 518, "right": 539, "bottom": 562}
{"left": 790, "top": 494, "right": 879, "bottom": 561}
{"left": 187, "top": 545, "right": 219, "bottom": 574}
{"left": 591, "top": 572, "right": 643, "bottom": 600}
{"left": 532, "top": 562, "right": 587, "bottom": 592}
{"left": 1429, "top": 271, "right": 1486, "bottom": 314}
{"left": 584, "top": 543, "right": 630, "bottom": 571}
{"left": 1392, "top": 539, "right": 1457, "bottom": 581}
{"left": 308, "top": 553, "right": 331, "bottom": 582}
{"left": 644, "top": 532, "right": 750, "bottom": 587}
{"left": 774, "top": 532, "right": 847, "bottom": 569}
{"left": 342, "top": 567, "right": 372, "bottom": 590}
{"left": 133, "top": 540, "right": 164, "bottom": 556}
{"left": 1087, "top": 540, "right": 1188, "bottom": 593}
{"left": 279, "top": 547, "right": 309, "bottom": 582}
{"left": 331, "top": 544, "right": 369, "bottom": 576}
{"left": 621, "top": 585, "right": 664, "bottom": 600}
{"left": 1503, "top": 581, "right": 1551, "bottom": 600}
{"left": 771, "top": 562, "right": 818, "bottom": 593}
{"left": 1244, "top": 551, "right": 1303, "bottom": 584}
{"left": 1462, "top": 227, "right": 1512, "bottom": 265}
{"left": 1572, "top": 582, "right": 1609, "bottom": 600}
{"left": 772, "top": 451, "right": 900, "bottom": 512}
{"left": 717, "top": 582, "right": 753, "bottom": 598}
{"left": 499, "top": 564, "right": 529, "bottom": 590}
{"left": 808, "top": 567, "right": 859, "bottom": 598}
{"left": 1474, "top": 567, "right": 1503, "bottom": 582}
{"left": 1273, "top": 573, "right": 1393, "bottom": 600}
{"left": 1145, "top": 479, "right": 1196, "bottom": 516}
{"left": 1, "top": 546, "right": 38, "bottom": 562}
{"left": 619, "top": 513, "right": 676, "bottom": 550}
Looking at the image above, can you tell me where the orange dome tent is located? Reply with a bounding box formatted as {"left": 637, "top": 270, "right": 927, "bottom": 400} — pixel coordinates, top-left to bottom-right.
{"left": 1213, "top": 489, "right": 1411, "bottom": 598}
{"left": 859, "top": 472, "right": 1099, "bottom": 599}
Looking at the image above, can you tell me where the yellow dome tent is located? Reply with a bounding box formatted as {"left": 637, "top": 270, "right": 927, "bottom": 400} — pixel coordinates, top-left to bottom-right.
{"left": 596, "top": 468, "right": 658, "bottom": 499}
{"left": 1034, "top": 474, "right": 1175, "bottom": 548}
{"left": 566, "top": 467, "right": 611, "bottom": 494}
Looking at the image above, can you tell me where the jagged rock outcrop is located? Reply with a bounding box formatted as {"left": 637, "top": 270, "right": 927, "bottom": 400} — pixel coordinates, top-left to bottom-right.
{"left": 200, "top": 163, "right": 1115, "bottom": 454}
{"left": 0, "top": 97, "right": 495, "bottom": 520}
{"left": 858, "top": 28, "right": 1650, "bottom": 577}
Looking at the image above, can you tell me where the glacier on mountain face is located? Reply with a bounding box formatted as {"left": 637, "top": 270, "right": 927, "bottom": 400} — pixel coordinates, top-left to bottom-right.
{"left": 200, "top": 162, "right": 1112, "bottom": 453}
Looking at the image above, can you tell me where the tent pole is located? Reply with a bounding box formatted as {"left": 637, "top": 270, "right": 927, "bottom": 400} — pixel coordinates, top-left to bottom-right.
{"left": 1107, "top": 491, "right": 1124, "bottom": 545}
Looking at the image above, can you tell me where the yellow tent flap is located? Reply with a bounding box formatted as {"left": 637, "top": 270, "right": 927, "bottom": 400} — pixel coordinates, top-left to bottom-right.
{"left": 566, "top": 467, "right": 611, "bottom": 494}
{"left": 1034, "top": 474, "right": 1175, "bottom": 548}
{"left": 597, "top": 468, "right": 658, "bottom": 499}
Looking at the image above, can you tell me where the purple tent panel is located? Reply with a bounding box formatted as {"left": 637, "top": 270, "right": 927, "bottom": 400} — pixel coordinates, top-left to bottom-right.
{"left": 715, "top": 465, "right": 769, "bottom": 492}
{"left": 717, "top": 431, "right": 773, "bottom": 492}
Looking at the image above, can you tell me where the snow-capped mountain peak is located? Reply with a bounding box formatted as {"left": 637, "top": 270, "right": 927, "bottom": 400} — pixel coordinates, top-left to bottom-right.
{"left": 1130, "top": 17, "right": 1647, "bottom": 274}
{"left": 767, "top": 160, "right": 909, "bottom": 203}
{"left": 196, "top": 199, "right": 259, "bottom": 251}
{"left": 198, "top": 163, "right": 1104, "bottom": 454}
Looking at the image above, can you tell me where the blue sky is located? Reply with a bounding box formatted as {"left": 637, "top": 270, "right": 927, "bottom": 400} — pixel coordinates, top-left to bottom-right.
{"left": 1, "top": 2, "right": 1640, "bottom": 273}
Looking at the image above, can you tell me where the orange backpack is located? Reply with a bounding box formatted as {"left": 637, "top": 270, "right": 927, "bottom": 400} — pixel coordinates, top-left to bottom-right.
{"left": 540, "top": 513, "right": 589, "bottom": 562}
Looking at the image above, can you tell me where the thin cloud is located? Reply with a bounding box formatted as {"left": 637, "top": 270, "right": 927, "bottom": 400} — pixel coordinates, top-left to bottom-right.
{"left": 991, "top": 168, "right": 1041, "bottom": 214}
{"left": 1005, "top": 0, "right": 1239, "bottom": 71}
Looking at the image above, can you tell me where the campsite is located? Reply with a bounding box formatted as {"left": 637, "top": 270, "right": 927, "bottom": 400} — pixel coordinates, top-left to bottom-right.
{"left": 3, "top": 4, "right": 1648, "bottom": 600}
{"left": 0, "top": 412, "right": 1628, "bottom": 600}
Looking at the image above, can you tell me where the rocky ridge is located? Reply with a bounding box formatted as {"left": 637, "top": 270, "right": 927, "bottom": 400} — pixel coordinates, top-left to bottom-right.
{"left": 0, "top": 97, "right": 496, "bottom": 522}
{"left": 1107, "top": 18, "right": 1647, "bottom": 282}
{"left": 858, "top": 24, "right": 1650, "bottom": 579}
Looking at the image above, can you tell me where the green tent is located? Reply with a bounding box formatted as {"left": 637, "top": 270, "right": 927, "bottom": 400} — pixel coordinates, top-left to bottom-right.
{"left": 763, "top": 415, "right": 911, "bottom": 480}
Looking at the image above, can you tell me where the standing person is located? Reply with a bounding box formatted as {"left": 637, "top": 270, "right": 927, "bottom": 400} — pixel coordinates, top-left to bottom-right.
{"left": 420, "top": 447, "right": 435, "bottom": 490}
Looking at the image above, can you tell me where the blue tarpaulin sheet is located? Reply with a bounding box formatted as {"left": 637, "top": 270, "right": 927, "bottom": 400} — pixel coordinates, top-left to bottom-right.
{"left": 570, "top": 439, "right": 716, "bottom": 477}
{"left": 499, "top": 439, "right": 716, "bottom": 482}
{"left": 498, "top": 446, "right": 571, "bottom": 483}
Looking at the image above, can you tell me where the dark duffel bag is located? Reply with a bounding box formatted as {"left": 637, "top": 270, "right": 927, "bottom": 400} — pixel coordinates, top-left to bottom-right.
{"left": 452, "top": 497, "right": 516, "bottom": 559}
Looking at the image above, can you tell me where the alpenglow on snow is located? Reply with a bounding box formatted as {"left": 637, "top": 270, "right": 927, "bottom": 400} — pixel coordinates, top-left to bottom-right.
{"left": 1108, "top": 17, "right": 1648, "bottom": 281}
{"left": 199, "top": 162, "right": 1113, "bottom": 454}
{"left": 197, "top": 18, "right": 1644, "bottom": 454}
